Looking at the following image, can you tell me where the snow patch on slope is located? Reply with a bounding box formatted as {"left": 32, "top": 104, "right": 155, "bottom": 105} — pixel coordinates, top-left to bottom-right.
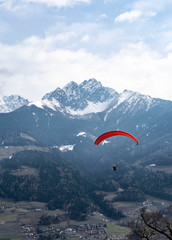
{"left": 66, "top": 100, "right": 111, "bottom": 115}
{"left": 101, "top": 140, "right": 109, "bottom": 145}
{"left": 42, "top": 98, "right": 60, "bottom": 111}
{"left": 28, "top": 101, "right": 44, "bottom": 109}
{"left": 28, "top": 98, "right": 61, "bottom": 111}
{"left": 77, "top": 132, "right": 87, "bottom": 137}
{"left": 59, "top": 144, "right": 76, "bottom": 152}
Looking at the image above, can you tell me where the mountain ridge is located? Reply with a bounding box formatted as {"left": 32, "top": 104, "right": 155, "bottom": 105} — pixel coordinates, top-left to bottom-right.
{"left": 0, "top": 79, "right": 172, "bottom": 169}
{"left": 0, "top": 79, "right": 171, "bottom": 117}
{"left": 0, "top": 79, "right": 172, "bottom": 220}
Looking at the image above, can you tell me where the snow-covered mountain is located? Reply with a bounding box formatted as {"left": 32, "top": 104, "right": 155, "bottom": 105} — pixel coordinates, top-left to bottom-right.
{"left": 40, "top": 78, "right": 119, "bottom": 115}
{"left": 29, "top": 78, "right": 160, "bottom": 119}
{"left": 0, "top": 78, "right": 172, "bottom": 171}
{"left": 0, "top": 95, "right": 29, "bottom": 113}
{"left": 0, "top": 79, "right": 160, "bottom": 117}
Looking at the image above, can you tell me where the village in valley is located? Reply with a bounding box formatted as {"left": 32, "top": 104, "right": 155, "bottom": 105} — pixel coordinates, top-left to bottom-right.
{"left": 0, "top": 196, "right": 171, "bottom": 240}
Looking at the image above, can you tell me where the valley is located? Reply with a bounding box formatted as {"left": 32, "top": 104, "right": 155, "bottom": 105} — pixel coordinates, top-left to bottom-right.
{"left": 0, "top": 194, "right": 171, "bottom": 240}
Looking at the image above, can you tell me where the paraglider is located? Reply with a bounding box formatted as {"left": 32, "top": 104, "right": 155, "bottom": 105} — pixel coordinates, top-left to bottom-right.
{"left": 94, "top": 130, "right": 138, "bottom": 146}
{"left": 94, "top": 130, "right": 138, "bottom": 171}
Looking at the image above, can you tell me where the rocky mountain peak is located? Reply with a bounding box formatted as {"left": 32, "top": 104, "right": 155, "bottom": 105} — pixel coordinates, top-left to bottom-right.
{"left": 80, "top": 78, "right": 102, "bottom": 91}
{"left": 63, "top": 81, "right": 80, "bottom": 101}
{"left": 63, "top": 81, "right": 79, "bottom": 91}
{"left": 0, "top": 95, "right": 29, "bottom": 113}
{"left": 41, "top": 79, "right": 119, "bottom": 115}
{"left": 42, "top": 87, "right": 67, "bottom": 102}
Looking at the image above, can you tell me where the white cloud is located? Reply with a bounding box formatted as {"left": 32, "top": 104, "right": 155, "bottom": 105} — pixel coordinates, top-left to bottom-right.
{"left": 0, "top": 0, "right": 91, "bottom": 9}
{"left": 0, "top": 0, "right": 21, "bottom": 11}
{"left": 145, "top": 11, "right": 156, "bottom": 17}
{"left": 166, "top": 42, "right": 172, "bottom": 51}
{"left": 115, "top": 10, "right": 142, "bottom": 23}
{"left": 103, "top": 0, "right": 114, "bottom": 3}
{"left": 133, "top": 0, "right": 172, "bottom": 12}
{"left": 114, "top": 9, "right": 156, "bottom": 23}
{"left": 114, "top": 0, "right": 172, "bottom": 24}
{"left": 24, "top": 0, "right": 91, "bottom": 7}
{"left": 1, "top": 36, "right": 172, "bottom": 102}
{"left": 97, "top": 13, "right": 108, "bottom": 21}
{"left": 45, "top": 21, "right": 108, "bottom": 51}
{"left": 81, "top": 34, "right": 90, "bottom": 42}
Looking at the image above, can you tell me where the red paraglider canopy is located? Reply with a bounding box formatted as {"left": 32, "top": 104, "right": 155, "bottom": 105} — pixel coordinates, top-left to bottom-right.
{"left": 94, "top": 130, "right": 138, "bottom": 146}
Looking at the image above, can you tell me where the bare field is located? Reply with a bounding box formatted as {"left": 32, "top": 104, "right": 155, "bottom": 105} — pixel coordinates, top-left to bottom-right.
{"left": 0, "top": 146, "right": 49, "bottom": 161}
{"left": 95, "top": 191, "right": 118, "bottom": 201}
{"left": 0, "top": 199, "right": 47, "bottom": 239}
{"left": 0, "top": 221, "right": 21, "bottom": 240}
{"left": 106, "top": 222, "right": 130, "bottom": 237}
{"left": 11, "top": 166, "right": 39, "bottom": 176}
{"left": 153, "top": 165, "right": 172, "bottom": 174}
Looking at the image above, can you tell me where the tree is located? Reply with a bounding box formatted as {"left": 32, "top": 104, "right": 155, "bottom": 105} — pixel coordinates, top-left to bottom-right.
{"left": 128, "top": 210, "right": 172, "bottom": 240}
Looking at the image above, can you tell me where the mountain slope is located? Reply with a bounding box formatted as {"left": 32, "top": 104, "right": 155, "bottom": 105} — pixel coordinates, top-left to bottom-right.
{"left": 0, "top": 150, "right": 94, "bottom": 219}
{"left": 0, "top": 149, "right": 124, "bottom": 220}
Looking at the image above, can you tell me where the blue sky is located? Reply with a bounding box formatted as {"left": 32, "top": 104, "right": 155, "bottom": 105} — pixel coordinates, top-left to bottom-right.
{"left": 0, "top": 0, "right": 172, "bottom": 101}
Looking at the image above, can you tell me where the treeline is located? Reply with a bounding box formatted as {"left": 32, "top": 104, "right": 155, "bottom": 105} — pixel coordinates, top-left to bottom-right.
{"left": 39, "top": 214, "right": 60, "bottom": 225}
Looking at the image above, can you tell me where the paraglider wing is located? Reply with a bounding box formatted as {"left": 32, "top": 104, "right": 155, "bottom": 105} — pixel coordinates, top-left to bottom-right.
{"left": 94, "top": 130, "right": 138, "bottom": 146}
